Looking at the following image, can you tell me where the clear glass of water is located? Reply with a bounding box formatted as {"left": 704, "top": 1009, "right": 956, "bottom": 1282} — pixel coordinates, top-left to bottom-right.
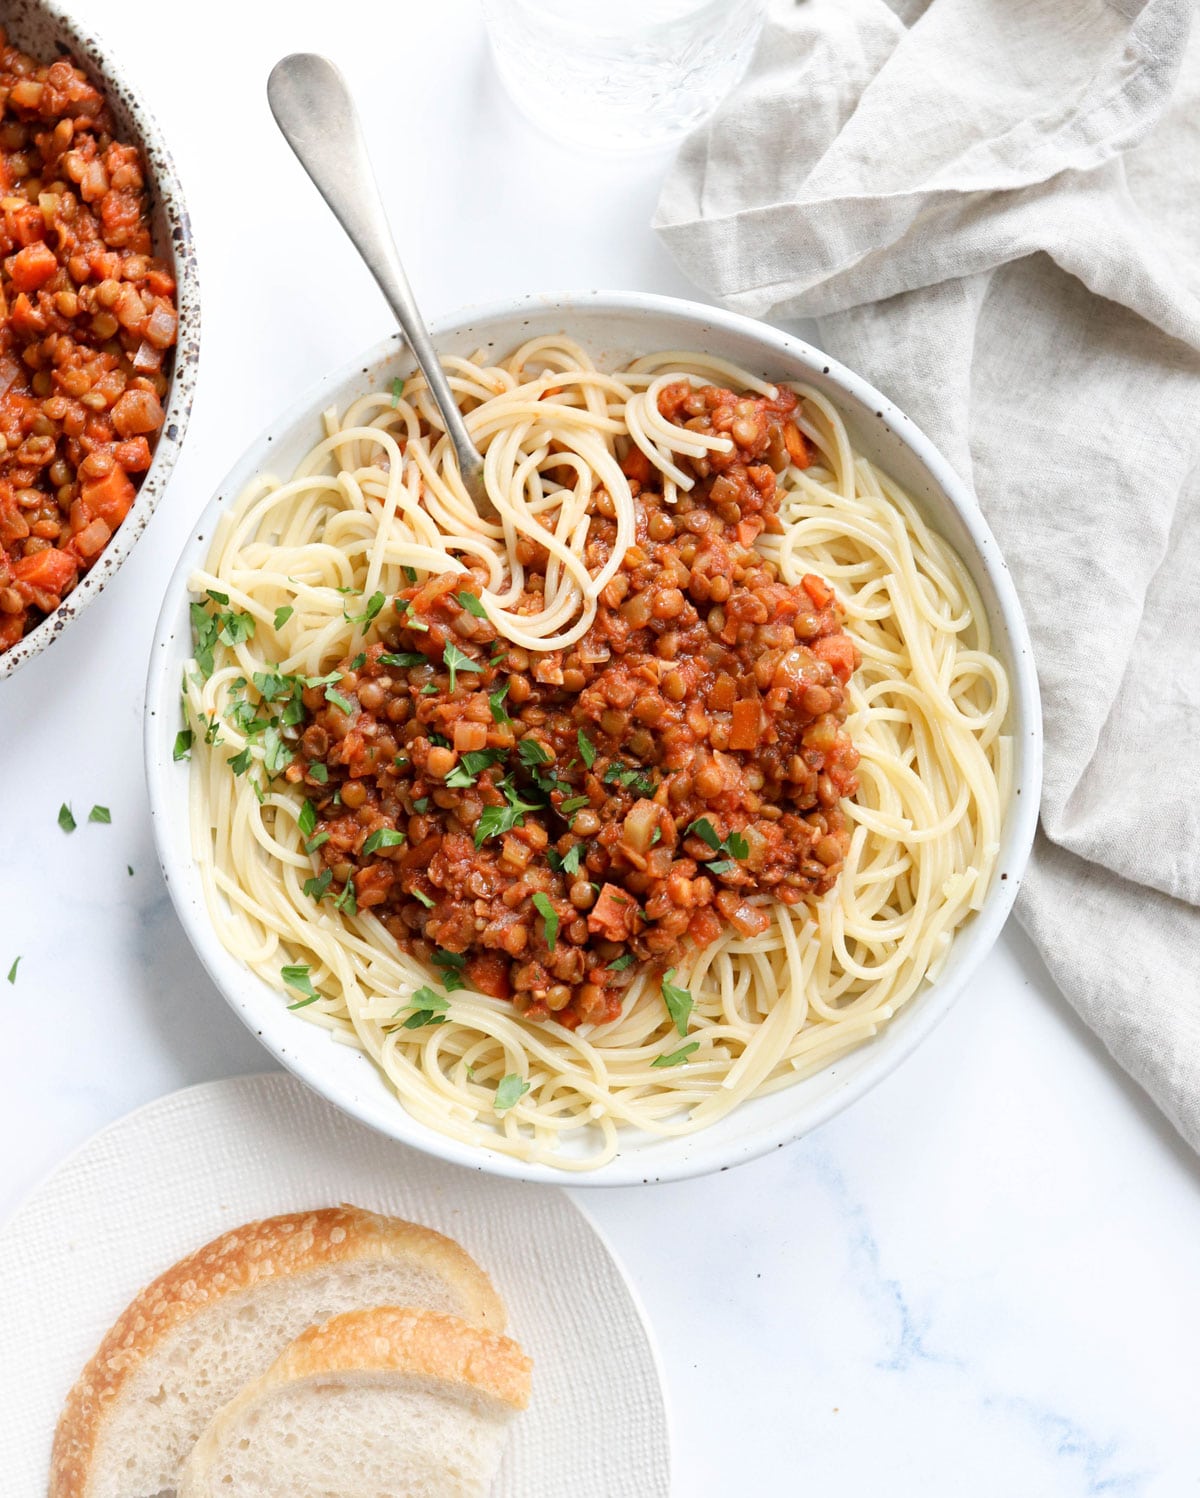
{"left": 481, "top": 0, "right": 768, "bottom": 152}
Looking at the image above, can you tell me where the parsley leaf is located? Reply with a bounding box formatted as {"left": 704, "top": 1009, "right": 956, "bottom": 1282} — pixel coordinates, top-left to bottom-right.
{"left": 281, "top": 963, "right": 320, "bottom": 1007}
{"left": 309, "top": 761, "right": 329, "bottom": 784}
{"left": 559, "top": 794, "right": 590, "bottom": 819}
{"left": 489, "top": 682, "right": 511, "bottom": 726}
{"left": 661, "top": 968, "right": 693, "bottom": 1036}
{"left": 410, "top": 887, "right": 436, "bottom": 908}
{"left": 577, "top": 729, "right": 596, "bottom": 768}
{"left": 274, "top": 604, "right": 294, "bottom": 629}
{"left": 445, "top": 748, "right": 507, "bottom": 789}
{"left": 173, "top": 729, "right": 193, "bottom": 761}
{"left": 262, "top": 724, "right": 293, "bottom": 778}
{"left": 325, "top": 687, "right": 354, "bottom": 715}
{"left": 442, "top": 641, "right": 480, "bottom": 693}
{"left": 58, "top": 803, "right": 75, "bottom": 833}
{"left": 391, "top": 376, "right": 405, "bottom": 406}
{"left": 456, "top": 590, "right": 488, "bottom": 618}
{"left": 652, "top": 1041, "right": 701, "bottom": 1068}
{"left": 345, "top": 590, "right": 386, "bottom": 626}
{"left": 228, "top": 746, "right": 253, "bottom": 775}
{"left": 298, "top": 800, "right": 317, "bottom": 838}
{"left": 494, "top": 1073, "right": 530, "bottom": 1112}
{"left": 474, "top": 777, "right": 542, "bottom": 847}
{"left": 6, "top": 956, "right": 19, "bottom": 984}
{"left": 361, "top": 827, "right": 405, "bottom": 856}
{"left": 727, "top": 831, "right": 750, "bottom": 860}
{"left": 432, "top": 949, "right": 467, "bottom": 991}
{"left": 532, "top": 892, "right": 559, "bottom": 952}
{"left": 380, "top": 650, "right": 429, "bottom": 669}
{"left": 303, "top": 868, "right": 332, "bottom": 902}
{"left": 517, "top": 737, "right": 552, "bottom": 769}
{"left": 548, "top": 842, "right": 584, "bottom": 877}
{"left": 402, "top": 565, "right": 418, "bottom": 584}
{"left": 206, "top": 588, "right": 229, "bottom": 605}
{"left": 401, "top": 985, "right": 449, "bottom": 1028}
{"left": 88, "top": 805, "right": 111, "bottom": 824}
{"left": 334, "top": 881, "right": 358, "bottom": 916}
{"left": 607, "top": 952, "right": 635, "bottom": 971}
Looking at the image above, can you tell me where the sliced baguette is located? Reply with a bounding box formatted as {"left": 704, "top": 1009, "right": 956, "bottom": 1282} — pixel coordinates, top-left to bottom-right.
{"left": 51, "top": 1206, "right": 505, "bottom": 1498}
{"left": 177, "top": 1306, "right": 532, "bottom": 1498}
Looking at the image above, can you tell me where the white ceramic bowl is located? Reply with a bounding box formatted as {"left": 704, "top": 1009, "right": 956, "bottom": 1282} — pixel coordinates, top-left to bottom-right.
{"left": 145, "top": 291, "right": 1042, "bottom": 1186}
{"left": 0, "top": 0, "right": 199, "bottom": 681}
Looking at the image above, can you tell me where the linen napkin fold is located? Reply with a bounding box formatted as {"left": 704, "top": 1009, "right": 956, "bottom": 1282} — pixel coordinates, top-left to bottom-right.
{"left": 654, "top": 0, "right": 1200, "bottom": 1150}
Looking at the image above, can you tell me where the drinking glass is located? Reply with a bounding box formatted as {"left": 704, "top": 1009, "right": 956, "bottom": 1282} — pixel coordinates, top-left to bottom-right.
{"left": 481, "top": 0, "right": 768, "bottom": 152}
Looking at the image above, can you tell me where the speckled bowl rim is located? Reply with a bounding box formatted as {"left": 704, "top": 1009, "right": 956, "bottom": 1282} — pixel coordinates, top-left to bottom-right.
{"left": 0, "top": 0, "right": 199, "bottom": 681}
{"left": 146, "top": 290, "right": 1042, "bottom": 1187}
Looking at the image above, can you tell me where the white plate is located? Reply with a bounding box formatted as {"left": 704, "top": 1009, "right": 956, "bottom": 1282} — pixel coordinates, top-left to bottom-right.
{"left": 0, "top": 1073, "right": 670, "bottom": 1497}
{"left": 145, "top": 290, "right": 1042, "bottom": 1185}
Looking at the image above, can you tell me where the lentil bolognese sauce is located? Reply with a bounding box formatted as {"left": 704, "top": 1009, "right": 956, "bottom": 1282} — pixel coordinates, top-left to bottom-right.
{"left": 183, "top": 336, "right": 1009, "bottom": 1169}
{"left": 292, "top": 384, "right": 861, "bottom": 1029}
{"left": 0, "top": 32, "right": 177, "bottom": 652}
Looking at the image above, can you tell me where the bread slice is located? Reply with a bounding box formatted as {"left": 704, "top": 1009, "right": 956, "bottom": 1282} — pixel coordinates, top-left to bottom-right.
{"left": 177, "top": 1306, "right": 532, "bottom": 1498}
{"left": 51, "top": 1206, "right": 505, "bottom": 1498}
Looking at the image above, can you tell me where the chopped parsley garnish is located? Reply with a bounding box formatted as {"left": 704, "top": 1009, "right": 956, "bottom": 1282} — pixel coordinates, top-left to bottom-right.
{"left": 432, "top": 949, "right": 468, "bottom": 991}
{"left": 298, "top": 800, "right": 317, "bottom": 838}
{"left": 6, "top": 957, "right": 18, "bottom": 984}
{"left": 494, "top": 1073, "right": 530, "bottom": 1112}
{"left": 88, "top": 805, "right": 111, "bottom": 824}
{"left": 391, "top": 376, "right": 405, "bottom": 406}
{"left": 652, "top": 1041, "right": 701, "bottom": 1068}
{"left": 309, "top": 761, "right": 329, "bottom": 784}
{"left": 661, "top": 968, "right": 693, "bottom": 1036}
{"left": 456, "top": 590, "right": 488, "bottom": 618}
{"left": 442, "top": 641, "right": 480, "bottom": 692}
{"left": 400, "top": 986, "right": 448, "bottom": 1028}
{"left": 262, "top": 724, "right": 293, "bottom": 778}
{"left": 577, "top": 729, "right": 596, "bottom": 768}
{"left": 380, "top": 650, "right": 428, "bottom": 669}
{"left": 305, "top": 670, "right": 343, "bottom": 689}
{"left": 281, "top": 963, "right": 320, "bottom": 1007}
{"left": 303, "top": 868, "right": 332, "bottom": 902}
{"left": 349, "top": 652, "right": 366, "bottom": 671}
{"left": 410, "top": 887, "right": 436, "bottom": 908}
{"left": 274, "top": 604, "right": 294, "bottom": 629}
{"left": 206, "top": 588, "right": 229, "bottom": 605}
{"left": 429, "top": 732, "right": 452, "bottom": 748}
{"left": 345, "top": 590, "right": 386, "bottom": 626}
{"left": 445, "top": 748, "right": 507, "bottom": 789}
{"left": 489, "top": 682, "right": 511, "bottom": 725}
{"left": 607, "top": 952, "right": 635, "bottom": 971}
{"left": 686, "top": 819, "right": 749, "bottom": 874}
{"left": 547, "top": 842, "right": 584, "bottom": 877}
{"left": 173, "top": 729, "right": 193, "bottom": 761}
{"left": 413, "top": 797, "right": 430, "bottom": 813}
{"left": 228, "top": 746, "right": 253, "bottom": 775}
{"left": 559, "top": 794, "right": 590, "bottom": 819}
{"left": 532, "top": 892, "right": 559, "bottom": 952}
{"left": 420, "top": 683, "right": 438, "bottom": 695}
{"left": 306, "top": 831, "right": 330, "bottom": 853}
{"left": 402, "top": 565, "right": 418, "bottom": 584}
{"left": 58, "top": 803, "right": 75, "bottom": 833}
{"left": 325, "top": 686, "right": 354, "bottom": 715}
{"left": 203, "top": 715, "right": 223, "bottom": 746}
{"left": 517, "top": 737, "right": 552, "bottom": 768}
{"left": 474, "top": 777, "right": 542, "bottom": 846}
{"left": 361, "top": 827, "right": 405, "bottom": 856}
{"left": 602, "top": 761, "right": 658, "bottom": 796}
{"left": 334, "top": 880, "right": 358, "bottom": 916}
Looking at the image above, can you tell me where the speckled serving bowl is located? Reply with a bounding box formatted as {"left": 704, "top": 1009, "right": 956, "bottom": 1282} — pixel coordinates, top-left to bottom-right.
{"left": 0, "top": 0, "right": 198, "bottom": 681}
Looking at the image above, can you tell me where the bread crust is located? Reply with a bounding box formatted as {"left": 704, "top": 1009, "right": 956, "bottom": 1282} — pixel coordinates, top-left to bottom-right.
{"left": 50, "top": 1205, "right": 506, "bottom": 1498}
{"left": 275, "top": 1305, "right": 532, "bottom": 1409}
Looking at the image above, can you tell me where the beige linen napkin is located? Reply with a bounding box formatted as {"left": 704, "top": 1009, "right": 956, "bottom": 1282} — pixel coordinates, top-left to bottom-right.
{"left": 655, "top": 0, "right": 1200, "bottom": 1149}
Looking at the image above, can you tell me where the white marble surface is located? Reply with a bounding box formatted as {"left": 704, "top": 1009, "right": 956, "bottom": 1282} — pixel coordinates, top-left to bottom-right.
{"left": 2, "top": 3, "right": 1199, "bottom": 1493}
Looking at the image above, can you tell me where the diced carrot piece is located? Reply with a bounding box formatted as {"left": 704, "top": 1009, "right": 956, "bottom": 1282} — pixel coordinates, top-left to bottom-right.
{"left": 734, "top": 517, "right": 763, "bottom": 548}
{"left": 729, "top": 698, "right": 761, "bottom": 751}
{"left": 801, "top": 573, "right": 833, "bottom": 610}
{"left": 783, "top": 420, "right": 810, "bottom": 468}
{"left": 620, "top": 446, "right": 653, "bottom": 485}
{"left": 13, "top": 546, "right": 77, "bottom": 595}
{"left": 453, "top": 720, "right": 488, "bottom": 753}
{"left": 588, "top": 883, "right": 634, "bottom": 942}
{"left": 466, "top": 949, "right": 510, "bottom": 1000}
{"left": 10, "top": 241, "right": 58, "bottom": 293}
{"left": 80, "top": 465, "right": 135, "bottom": 528}
{"left": 812, "top": 632, "right": 858, "bottom": 683}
